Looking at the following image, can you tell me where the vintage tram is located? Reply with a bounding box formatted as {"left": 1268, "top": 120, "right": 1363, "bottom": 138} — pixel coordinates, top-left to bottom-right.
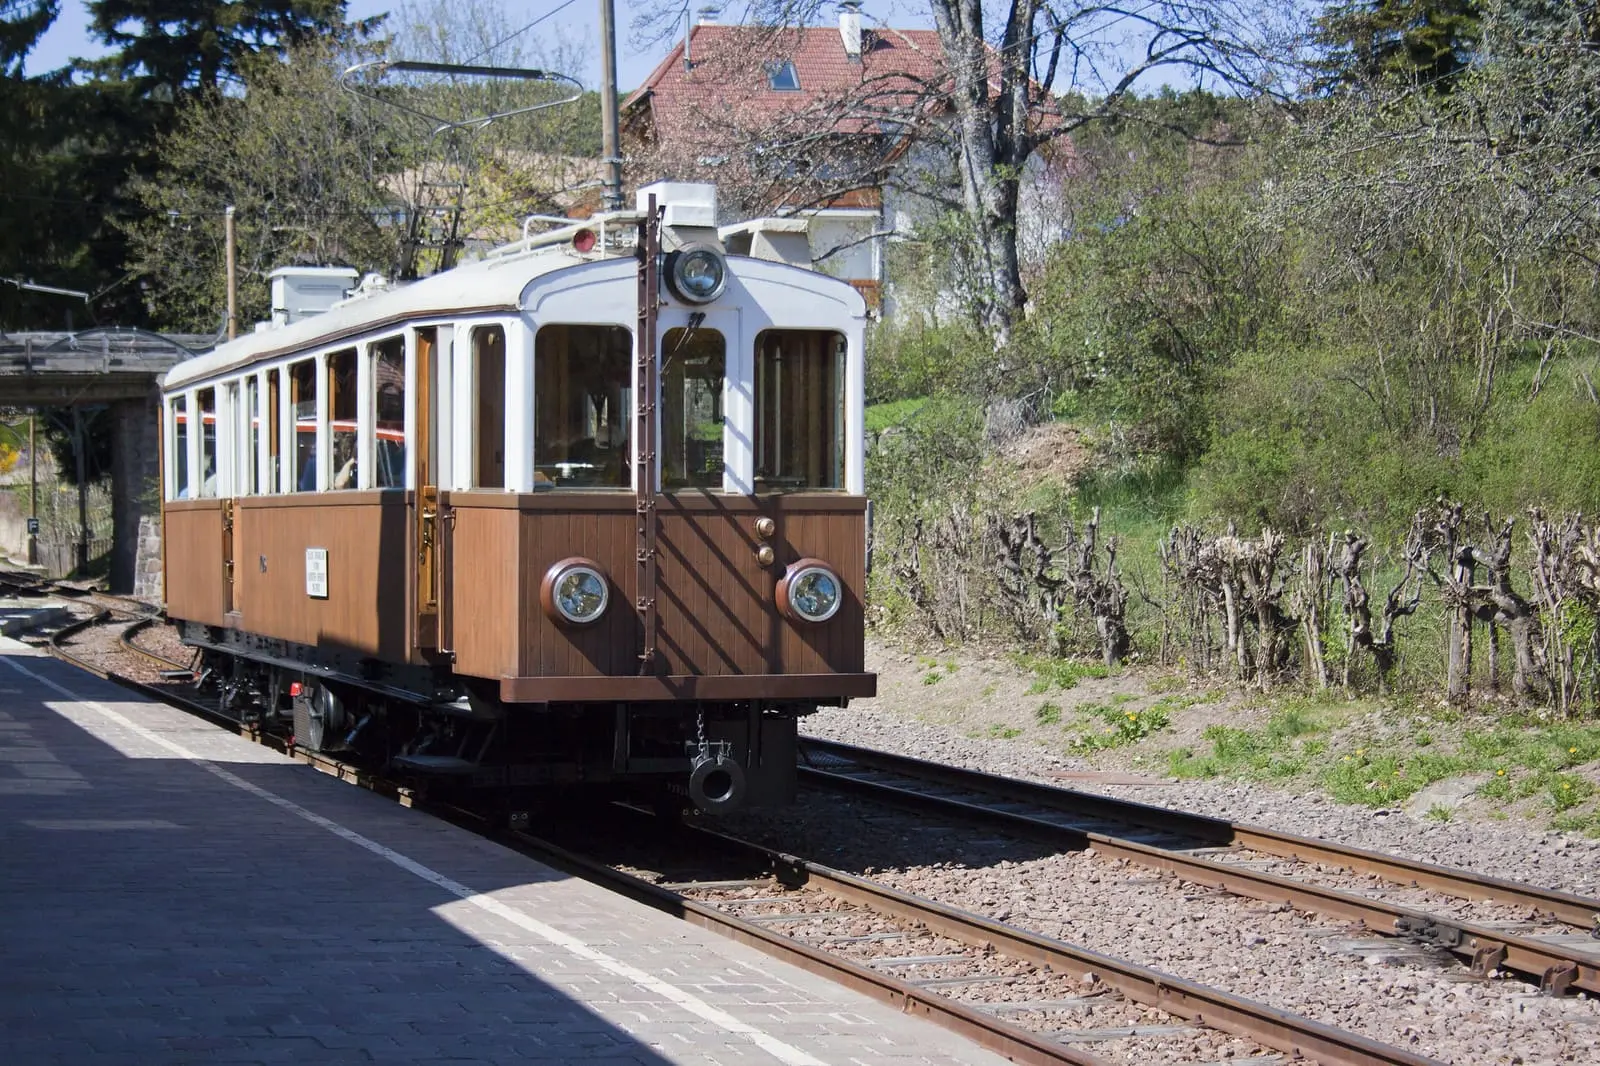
{"left": 159, "top": 182, "right": 873, "bottom": 813}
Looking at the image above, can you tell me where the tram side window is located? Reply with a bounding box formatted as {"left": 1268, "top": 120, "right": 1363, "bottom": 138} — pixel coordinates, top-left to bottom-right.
{"left": 196, "top": 387, "right": 219, "bottom": 497}
{"left": 661, "top": 327, "right": 725, "bottom": 490}
{"left": 327, "top": 348, "right": 358, "bottom": 490}
{"left": 170, "top": 397, "right": 189, "bottom": 499}
{"left": 289, "top": 359, "right": 318, "bottom": 492}
{"left": 534, "top": 324, "right": 631, "bottom": 489}
{"left": 241, "top": 377, "right": 258, "bottom": 495}
{"left": 373, "top": 337, "right": 405, "bottom": 488}
{"left": 474, "top": 325, "right": 505, "bottom": 489}
{"left": 754, "top": 330, "right": 845, "bottom": 491}
{"left": 264, "top": 370, "right": 281, "bottom": 493}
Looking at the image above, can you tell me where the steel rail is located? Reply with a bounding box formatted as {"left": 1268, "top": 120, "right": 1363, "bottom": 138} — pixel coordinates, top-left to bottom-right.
{"left": 800, "top": 738, "right": 1599, "bottom": 995}
{"left": 512, "top": 815, "right": 1444, "bottom": 1066}
{"left": 801, "top": 737, "right": 1600, "bottom": 926}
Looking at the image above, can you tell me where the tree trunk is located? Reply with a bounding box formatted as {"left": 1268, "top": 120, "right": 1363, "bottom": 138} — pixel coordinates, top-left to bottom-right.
{"left": 928, "top": 0, "right": 1028, "bottom": 343}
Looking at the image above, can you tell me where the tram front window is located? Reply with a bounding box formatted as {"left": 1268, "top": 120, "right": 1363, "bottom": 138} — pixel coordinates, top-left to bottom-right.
{"left": 534, "top": 324, "right": 631, "bottom": 489}
{"left": 662, "top": 327, "right": 725, "bottom": 490}
{"left": 754, "top": 329, "right": 845, "bottom": 491}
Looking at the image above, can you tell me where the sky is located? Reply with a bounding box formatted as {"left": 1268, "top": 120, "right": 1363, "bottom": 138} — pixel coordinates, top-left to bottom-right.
{"left": 23, "top": 0, "right": 684, "bottom": 92}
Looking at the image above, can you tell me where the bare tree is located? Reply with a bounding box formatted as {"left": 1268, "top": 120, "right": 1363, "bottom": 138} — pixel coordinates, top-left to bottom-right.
{"left": 631, "top": 1, "right": 1293, "bottom": 340}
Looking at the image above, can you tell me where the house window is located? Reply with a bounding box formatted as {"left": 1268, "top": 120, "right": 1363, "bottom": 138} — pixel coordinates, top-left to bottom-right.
{"left": 766, "top": 60, "right": 800, "bottom": 91}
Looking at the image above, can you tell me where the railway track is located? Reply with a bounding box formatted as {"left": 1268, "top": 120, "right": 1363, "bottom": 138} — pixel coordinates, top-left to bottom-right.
{"left": 0, "top": 597, "right": 1512, "bottom": 1064}
{"left": 797, "top": 736, "right": 1600, "bottom": 997}
{"left": 517, "top": 805, "right": 1447, "bottom": 1066}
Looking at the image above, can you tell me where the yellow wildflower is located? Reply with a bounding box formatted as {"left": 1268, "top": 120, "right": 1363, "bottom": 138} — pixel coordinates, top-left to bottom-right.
{"left": 1496, "top": 769, "right": 1506, "bottom": 776}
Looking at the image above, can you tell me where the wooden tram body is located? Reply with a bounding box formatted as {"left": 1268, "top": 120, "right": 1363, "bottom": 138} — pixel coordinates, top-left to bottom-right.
{"left": 159, "top": 183, "right": 873, "bottom": 812}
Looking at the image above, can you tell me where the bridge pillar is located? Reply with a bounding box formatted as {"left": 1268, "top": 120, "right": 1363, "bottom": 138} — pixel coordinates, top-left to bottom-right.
{"left": 110, "top": 391, "right": 160, "bottom": 597}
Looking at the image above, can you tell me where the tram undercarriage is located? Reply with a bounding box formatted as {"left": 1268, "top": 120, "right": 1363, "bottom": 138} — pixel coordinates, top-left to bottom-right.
{"left": 186, "top": 624, "right": 807, "bottom": 814}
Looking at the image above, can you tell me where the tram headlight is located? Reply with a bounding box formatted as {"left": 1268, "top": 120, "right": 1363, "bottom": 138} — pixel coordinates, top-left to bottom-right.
{"left": 541, "top": 558, "right": 610, "bottom": 625}
{"left": 777, "top": 559, "right": 843, "bottom": 624}
{"left": 664, "top": 244, "right": 727, "bottom": 304}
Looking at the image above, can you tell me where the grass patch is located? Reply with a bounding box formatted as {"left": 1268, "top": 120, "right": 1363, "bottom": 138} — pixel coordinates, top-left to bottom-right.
{"left": 1035, "top": 701, "right": 1063, "bottom": 726}
{"left": 986, "top": 723, "right": 1023, "bottom": 740}
{"left": 1168, "top": 700, "right": 1347, "bottom": 783}
{"left": 865, "top": 396, "right": 930, "bottom": 434}
{"left": 1070, "top": 703, "right": 1172, "bottom": 751}
{"left": 1015, "top": 654, "right": 1112, "bottom": 694}
{"left": 1166, "top": 700, "right": 1600, "bottom": 831}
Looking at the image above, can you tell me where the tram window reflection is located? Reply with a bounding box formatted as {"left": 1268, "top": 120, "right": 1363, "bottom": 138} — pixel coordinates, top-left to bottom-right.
{"left": 289, "top": 359, "right": 317, "bottom": 492}
{"left": 534, "top": 324, "right": 631, "bottom": 489}
{"left": 661, "top": 327, "right": 725, "bottom": 490}
{"left": 264, "top": 369, "right": 281, "bottom": 493}
{"left": 327, "top": 348, "right": 358, "bottom": 490}
{"left": 373, "top": 337, "right": 406, "bottom": 488}
{"left": 242, "top": 376, "right": 258, "bottom": 495}
{"left": 474, "top": 325, "right": 506, "bottom": 489}
{"left": 196, "top": 387, "right": 219, "bottom": 497}
{"left": 170, "top": 397, "right": 189, "bottom": 499}
{"left": 754, "top": 329, "right": 845, "bottom": 491}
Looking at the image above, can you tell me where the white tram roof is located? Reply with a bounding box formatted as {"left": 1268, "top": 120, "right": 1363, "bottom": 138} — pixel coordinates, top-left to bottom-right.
{"left": 164, "top": 243, "right": 588, "bottom": 392}
{"left": 163, "top": 237, "right": 867, "bottom": 395}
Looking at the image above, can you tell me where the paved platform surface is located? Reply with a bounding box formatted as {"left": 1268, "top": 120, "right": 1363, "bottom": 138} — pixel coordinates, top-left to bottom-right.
{"left": 0, "top": 642, "right": 1012, "bottom": 1066}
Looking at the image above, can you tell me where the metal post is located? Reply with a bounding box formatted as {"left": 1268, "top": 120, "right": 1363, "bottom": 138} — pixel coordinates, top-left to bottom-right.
{"left": 73, "top": 408, "right": 88, "bottom": 575}
{"left": 599, "top": 0, "right": 624, "bottom": 210}
{"left": 225, "top": 205, "right": 238, "bottom": 340}
{"left": 27, "top": 415, "right": 37, "bottom": 566}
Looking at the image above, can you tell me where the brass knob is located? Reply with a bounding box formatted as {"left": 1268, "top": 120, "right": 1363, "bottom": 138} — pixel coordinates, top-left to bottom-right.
{"left": 754, "top": 516, "right": 776, "bottom": 540}
{"left": 756, "top": 544, "right": 776, "bottom": 566}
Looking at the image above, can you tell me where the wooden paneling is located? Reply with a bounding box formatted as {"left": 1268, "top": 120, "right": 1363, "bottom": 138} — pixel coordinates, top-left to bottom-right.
{"left": 446, "top": 491, "right": 867, "bottom": 685}
{"left": 447, "top": 503, "right": 519, "bottom": 679}
{"left": 164, "top": 501, "right": 228, "bottom": 627}
{"left": 232, "top": 494, "right": 410, "bottom": 660}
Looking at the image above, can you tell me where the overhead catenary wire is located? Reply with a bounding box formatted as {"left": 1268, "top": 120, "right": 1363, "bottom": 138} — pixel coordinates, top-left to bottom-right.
{"left": 461, "top": 0, "right": 586, "bottom": 67}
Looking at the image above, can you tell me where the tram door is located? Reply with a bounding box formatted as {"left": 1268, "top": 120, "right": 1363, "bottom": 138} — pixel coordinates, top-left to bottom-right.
{"left": 413, "top": 327, "right": 441, "bottom": 650}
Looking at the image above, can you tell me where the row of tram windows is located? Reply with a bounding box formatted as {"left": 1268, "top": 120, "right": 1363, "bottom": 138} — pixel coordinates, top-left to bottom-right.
{"left": 169, "top": 324, "right": 847, "bottom": 499}
{"left": 170, "top": 335, "right": 406, "bottom": 499}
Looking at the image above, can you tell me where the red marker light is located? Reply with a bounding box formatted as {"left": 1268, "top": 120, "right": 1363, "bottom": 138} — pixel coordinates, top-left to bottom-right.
{"left": 289, "top": 682, "right": 303, "bottom": 697}
{"left": 572, "top": 228, "right": 597, "bottom": 253}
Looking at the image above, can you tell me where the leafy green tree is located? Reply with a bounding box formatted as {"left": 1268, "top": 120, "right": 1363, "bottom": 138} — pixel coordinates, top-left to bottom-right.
{"left": 1315, "top": 0, "right": 1483, "bottom": 91}
{"left": 121, "top": 37, "right": 398, "bottom": 331}
{"left": 87, "top": 0, "right": 363, "bottom": 99}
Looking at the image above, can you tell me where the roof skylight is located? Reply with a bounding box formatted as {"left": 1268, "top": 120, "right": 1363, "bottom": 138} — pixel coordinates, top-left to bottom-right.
{"left": 766, "top": 60, "right": 800, "bottom": 91}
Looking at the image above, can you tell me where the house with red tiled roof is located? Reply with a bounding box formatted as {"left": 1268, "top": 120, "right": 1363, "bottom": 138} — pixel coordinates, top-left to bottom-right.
{"left": 622, "top": 4, "right": 960, "bottom": 316}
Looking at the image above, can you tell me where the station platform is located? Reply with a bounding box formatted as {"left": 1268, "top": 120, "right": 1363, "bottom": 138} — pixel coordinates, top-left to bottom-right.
{"left": 0, "top": 640, "right": 1010, "bottom": 1066}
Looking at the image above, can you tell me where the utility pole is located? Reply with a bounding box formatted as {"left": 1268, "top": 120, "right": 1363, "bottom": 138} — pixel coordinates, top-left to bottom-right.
{"left": 599, "top": 0, "right": 624, "bottom": 210}
{"left": 225, "top": 205, "right": 238, "bottom": 340}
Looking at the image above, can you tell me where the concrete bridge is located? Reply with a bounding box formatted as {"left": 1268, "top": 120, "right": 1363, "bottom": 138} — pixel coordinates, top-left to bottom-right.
{"left": 0, "top": 329, "right": 215, "bottom": 596}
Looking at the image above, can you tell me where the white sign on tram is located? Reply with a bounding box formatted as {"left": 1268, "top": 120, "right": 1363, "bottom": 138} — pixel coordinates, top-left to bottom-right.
{"left": 305, "top": 548, "right": 329, "bottom": 599}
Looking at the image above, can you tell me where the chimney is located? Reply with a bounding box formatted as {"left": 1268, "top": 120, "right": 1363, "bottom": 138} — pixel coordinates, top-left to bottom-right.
{"left": 839, "top": 1, "right": 863, "bottom": 59}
